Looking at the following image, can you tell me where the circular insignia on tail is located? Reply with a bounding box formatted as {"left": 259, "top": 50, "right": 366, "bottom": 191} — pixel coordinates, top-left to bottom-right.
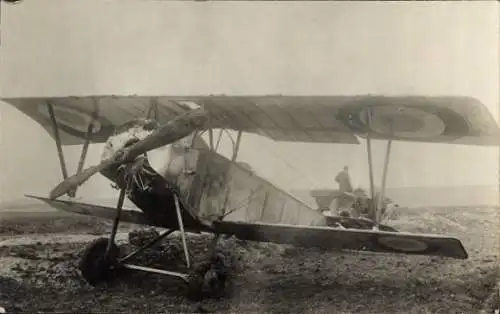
{"left": 377, "top": 236, "right": 428, "bottom": 252}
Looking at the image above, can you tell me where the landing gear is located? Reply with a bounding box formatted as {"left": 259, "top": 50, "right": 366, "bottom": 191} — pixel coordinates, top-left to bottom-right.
{"left": 78, "top": 238, "right": 119, "bottom": 286}
{"left": 77, "top": 187, "right": 232, "bottom": 301}
{"left": 79, "top": 187, "right": 127, "bottom": 286}
{"left": 186, "top": 250, "right": 231, "bottom": 301}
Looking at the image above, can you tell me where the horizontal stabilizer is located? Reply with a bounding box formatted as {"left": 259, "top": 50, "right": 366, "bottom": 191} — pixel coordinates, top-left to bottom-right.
{"left": 213, "top": 221, "right": 468, "bottom": 259}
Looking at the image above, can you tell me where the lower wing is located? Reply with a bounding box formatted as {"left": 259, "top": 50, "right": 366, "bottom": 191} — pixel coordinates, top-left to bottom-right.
{"left": 25, "top": 194, "right": 204, "bottom": 234}
{"left": 25, "top": 195, "right": 468, "bottom": 259}
{"left": 26, "top": 194, "right": 153, "bottom": 226}
{"left": 213, "top": 220, "right": 468, "bottom": 259}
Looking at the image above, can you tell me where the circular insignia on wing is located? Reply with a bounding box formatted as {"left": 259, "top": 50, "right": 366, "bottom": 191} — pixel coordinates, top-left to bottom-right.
{"left": 377, "top": 236, "right": 429, "bottom": 252}
{"left": 38, "top": 104, "right": 102, "bottom": 133}
{"left": 37, "top": 104, "right": 113, "bottom": 140}
{"left": 339, "top": 98, "right": 471, "bottom": 142}
{"left": 358, "top": 106, "right": 446, "bottom": 139}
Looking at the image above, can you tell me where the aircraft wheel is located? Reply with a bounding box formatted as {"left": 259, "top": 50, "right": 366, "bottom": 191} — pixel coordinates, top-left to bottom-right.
{"left": 78, "top": 237, "right": 119, "bottom": 286}
{"left": 185, "top": 252, "right": 231, "bottom": 301}
{"left": 185, "top": 263, "right": 210, "bottom": 301}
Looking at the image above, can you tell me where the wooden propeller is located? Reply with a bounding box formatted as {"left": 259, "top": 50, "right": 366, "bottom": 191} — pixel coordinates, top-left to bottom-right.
{"left": 49, "top": 108, "right": 209, "bottom": 200}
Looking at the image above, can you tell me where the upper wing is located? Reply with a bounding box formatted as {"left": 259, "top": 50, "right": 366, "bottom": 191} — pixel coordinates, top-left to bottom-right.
{"left": 3, "top": 95, "right": 359, "bottom": 145}
{"left": 334, "top": 95, "right": 500, "bottom": 146}
{"left": 201, "top": 96, "right": 360, "bottom": 144}
{"left": 1, "top": 96, "right": 195, "bottom": 145}
{"left": 3, "top": 95, "right": 498, "bottom": 146}
{"left": 202, "top": 95, "right": 499, "bottom": 146}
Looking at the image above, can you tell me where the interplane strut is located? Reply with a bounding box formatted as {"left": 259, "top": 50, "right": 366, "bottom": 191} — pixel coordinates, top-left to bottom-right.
{"left": 221, "top": 130, "right": 243, "bottom": 215}
{"left": 364, "top": 108, "right": 394, "bottom": 227}
{"left": 46, "top": 102, "right": 98, "bottom": 198}
{"left": 47, "top": 103, "right": 69, "bottom": 180}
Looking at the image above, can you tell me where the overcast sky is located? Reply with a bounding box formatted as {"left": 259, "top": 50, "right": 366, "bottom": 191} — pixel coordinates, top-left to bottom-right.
{"left": 0, "top": 1, "right": 498, "bottom": 202}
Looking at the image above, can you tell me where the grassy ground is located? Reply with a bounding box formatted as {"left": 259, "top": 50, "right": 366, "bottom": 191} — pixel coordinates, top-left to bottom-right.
{"left": 0, "top": 206, "right": 498, "bottom": 313}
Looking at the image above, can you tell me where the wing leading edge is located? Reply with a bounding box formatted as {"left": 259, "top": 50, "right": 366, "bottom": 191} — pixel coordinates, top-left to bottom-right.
{"left": 213, "top": 220, "right": 468, "bottom": 259}
{"left": 25, "top": 194, "right": 208, "bottom": 233}
{"left": 25, "top": 194, "right": 152, "bottom": 225}
{"left": 2, "top": 95, "right": 498, "bottom": 146}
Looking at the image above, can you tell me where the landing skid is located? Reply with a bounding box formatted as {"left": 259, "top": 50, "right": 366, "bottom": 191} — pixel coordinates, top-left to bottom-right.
{"left": 77, "top": 190, "right": 230, "bottom": 300}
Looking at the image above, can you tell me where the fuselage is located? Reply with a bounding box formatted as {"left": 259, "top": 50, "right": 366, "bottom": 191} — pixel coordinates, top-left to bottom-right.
{"left": 97, "top": 119, "right": 329, "bottom": 231}
{"left": 98, "top": 119, "right": 212, "bottom": 231}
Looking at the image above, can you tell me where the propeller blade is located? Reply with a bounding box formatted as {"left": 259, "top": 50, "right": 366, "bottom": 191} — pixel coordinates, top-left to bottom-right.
{"left": 49, "top": 159, "right": 115, "bottom": 200}
{"left": 48, "top": 108, "right": 209, "bottom": 200}
{"left": 120, "top": 108, "right": 209, "bottom": 163}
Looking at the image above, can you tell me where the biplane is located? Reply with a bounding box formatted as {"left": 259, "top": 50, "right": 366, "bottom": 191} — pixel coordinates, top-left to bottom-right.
{"left": 2, "top": 95, "right": 499, "bottom": 298}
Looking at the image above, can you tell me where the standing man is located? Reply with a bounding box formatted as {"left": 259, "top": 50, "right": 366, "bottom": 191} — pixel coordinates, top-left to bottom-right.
{"left": 336, "top": 166, "right": 353, "bottom": 194}
{"left": 335, "top": 166, "right": 354, "bottom": 215}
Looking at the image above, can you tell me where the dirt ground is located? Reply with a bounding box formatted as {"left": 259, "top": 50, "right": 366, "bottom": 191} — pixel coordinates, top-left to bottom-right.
{"left": 0, "top": 206, "right": 498, "bottom": 313}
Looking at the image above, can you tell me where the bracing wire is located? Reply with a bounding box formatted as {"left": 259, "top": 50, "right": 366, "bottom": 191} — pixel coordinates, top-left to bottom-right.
{"left": 206, "top": 129, "right": 316, "bottom": 192}
{"left": 200, "top": 127, "right": 315, "bottom": 189}
{"left": 205, "top": 185, "right": 266, "bottom": 221}
{"left": 257, "top": 140, "right": 317, "bottom": 189}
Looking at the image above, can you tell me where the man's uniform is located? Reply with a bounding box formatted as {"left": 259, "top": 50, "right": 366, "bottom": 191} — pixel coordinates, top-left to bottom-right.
{"left": 335, "top": 167, "right": 354, "bottom": 214}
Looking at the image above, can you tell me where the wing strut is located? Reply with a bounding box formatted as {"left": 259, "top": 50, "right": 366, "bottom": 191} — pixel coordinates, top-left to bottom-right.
{"left": 47, "top": 103, "right": 69, "bottom": 181}
{"left": 221, "top": 130, "right": 244, "bottom": 214}
{"left": 70, "top": 99, "right": 99, "bottom": 197}
{"left": 365, "top": 109, "right": 376, "bottom": 219}
{"left": 174, "top": 194, "right": 191, "bottom": 269}
{"left": 46, "top": 101, "right": 98, "bottom": 198}
{"left": 232, "top": 130, "right": 243, "bottom": 162}
{"left": 365, "top": 108, "right": 394, "bottom": 228}
{"left": 146, "top": 98, "right": 159, "bottom": 120}
{"left": 377, "top": 136, "right": 393, "bottom": 223}
{"left": 208, "top": 113, "right": 215, "bottom": 151}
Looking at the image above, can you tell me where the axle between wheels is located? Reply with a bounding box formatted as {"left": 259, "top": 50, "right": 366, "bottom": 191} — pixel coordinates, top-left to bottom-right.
{"left": 78, "top": 231, "right": 230, "bottom": 301}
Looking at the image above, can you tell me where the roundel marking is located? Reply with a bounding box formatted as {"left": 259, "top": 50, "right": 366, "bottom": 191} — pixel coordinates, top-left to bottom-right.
{"left": 37, "top": 104, "right": 114, "bottom": 140}
{"left": 359, "top": 106, "right": 446, "bottom": 139}
{"left": 378, "top": 236, "right": 429, "bottom": 253}
{"left": 338, "top": 98, "right": 472, "bottom": 142}
{"left": 38, "top": 104, "right": 102, "bottom": 133}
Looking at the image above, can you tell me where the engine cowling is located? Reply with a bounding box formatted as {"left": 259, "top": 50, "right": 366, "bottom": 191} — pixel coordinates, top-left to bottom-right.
{"left": 99, "top": 119, "right": 160, "bottom": 183}
{"left": 101, "top": 119, "right": 159, "bottom": 161}
{"left": 99, "top": 118, "right": 208, "bottom": 189}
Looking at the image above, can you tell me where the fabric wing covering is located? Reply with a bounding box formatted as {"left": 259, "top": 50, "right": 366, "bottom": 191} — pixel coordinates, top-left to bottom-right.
{"left": 212, "top": 220, "right": 468, "bottom": 259}
{"left": 3, "top": 95, "right": 498, "bottom": 146}
{"left": 24, "top": 195, "right": 468, "bottom": 260}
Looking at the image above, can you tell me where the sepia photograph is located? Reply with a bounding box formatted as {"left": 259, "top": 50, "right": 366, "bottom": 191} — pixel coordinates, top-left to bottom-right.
{"left": 0, "top": 1, "right": 498, "bottom": 313}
